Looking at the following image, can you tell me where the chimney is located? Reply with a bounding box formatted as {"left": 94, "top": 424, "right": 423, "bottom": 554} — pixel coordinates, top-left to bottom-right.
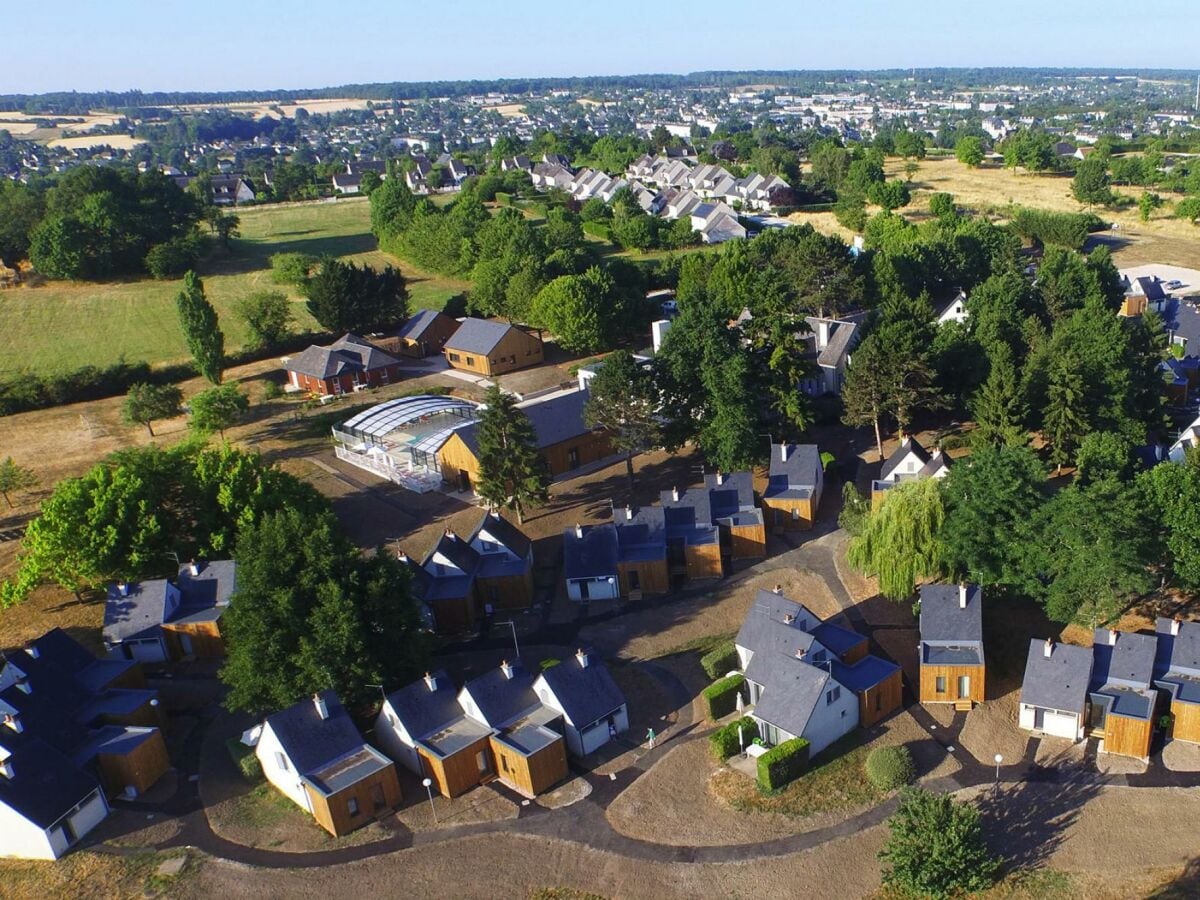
{"left": 188, "top": 559, "right": 200, "bottom": 577}
{"left": 490, "top": 508, "right": 501, "bottom": 520}
{"left": 445, "top": 528, "right": 457, "bottom": 541}
{"left": 796, "top": 648, "right": 806, "bottom": 660}
{"left": 500, "top": 659, "right": 513, "bottom": 680}
{"left": 0, "top": 752, "right": 11, "bottom": 780}
{"left": 397, "top": 550, "right": 408, "bottom": 564}
{"left": 313, "top": 693, "right": 329, "bottom": 720}
{"left": 624, "top": 505, "right": 633, "bottom": 521}
{"left": 576, "top": 648, "right": 590, "bottom": 668}
{"left": 3, "top": 714, "right": 23, "bottom": 734}
{"left": 25, "top": 643, "right": 39, "bottom": 659}
{"left": 784, "top": 613, "right": 795, "bottom": 625}
{"left": 900, "top": 432, "right": 909, "bottom": 445}
{"left": 773, "top": 584, "right": 783, "bottom": 594}
{"left": 959, "top": 583, "right": 968, "bottom": 610}
{"left": 424, "top": 671, "right": 437, "bottom": 692}
{"left": 117, "top": 581, "right": 129, "bottom": 597}
{"left": 14, "top": 673, "right": 30, "bottom": 695}
{"left": 1172, "top": 618, "right": 1183, "bottom": 637}
{"left": 1043, "top": 638, "right": 1054, "bottom": 659}
{"left": 574, "top": 523, "right": 583, "bottom": 540}
{"left": 1109, "top": 628, "right": 1119, "bottom": 646}
{"left": 780, "top": 443, "right": 788, "bottom": 462}
{"left": 715, "top": 470, "right": 724, "bottom": 485}
{"left": 671, "top": 486, "right": 679, "bottom": 502}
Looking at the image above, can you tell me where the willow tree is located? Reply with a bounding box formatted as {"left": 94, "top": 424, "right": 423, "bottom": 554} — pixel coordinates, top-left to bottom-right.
{"left": 847, "top": 478, "right": 945, "bottom": 601}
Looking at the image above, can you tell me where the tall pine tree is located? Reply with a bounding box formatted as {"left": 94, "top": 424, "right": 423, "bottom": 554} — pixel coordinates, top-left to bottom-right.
{"left": 175, "top": 271, "right": 224, "bottom": 384}
{"left": 475, "top": 385, "right": 549, "bottom": 524}
{"left": 970, "top": 346, "right": 1028, "bottom": 448}
{"left": 1043, "top": 356, "right": 1088, "bottom": 474}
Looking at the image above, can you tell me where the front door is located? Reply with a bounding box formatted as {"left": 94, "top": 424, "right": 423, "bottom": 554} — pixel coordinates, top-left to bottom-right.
{"left": 568, "top": 447, "right": 580, "bottom": 469}
{"left": 476, "top": 750, "right": 492, "bottom": 777}
{"left": 370, "top": 783, "right": 386, "bottom": 811}
{"left": 179, "top": 633, "right": 194, "bottom": 657}
{"left": 628, "top": 570, "right": 640, "bottom": 591}
{"left": 957, "top": 675, "right": 970, "bottom": 699}
{"left": 579, "top": 580, "right": 590, "bottom": 600}
{"left": 457, "top": 470, "right": 470, "bottom": 493}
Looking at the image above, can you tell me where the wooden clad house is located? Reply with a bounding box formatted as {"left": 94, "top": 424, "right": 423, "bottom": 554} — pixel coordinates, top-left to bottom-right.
{"left": 284, "top": 333, "right": 402, "bottom": 396}
{"left": 388, "top": 309, "right": 461, "bottom": 359}
{"left": 257, "top": 692, "right": 401, "bottom": 836}
{"left": 761, "top": 443, "right": 823, "bottom": 531}
{"left": 1088, "top": 628, "right": 1158, "bottom": 760}
{"left": 1155, "top": 617, "right": 1200, "bottom": 745}
{"left": 918, "top": 583, "right": 986, "bottom": 709}
{"left": 443, "top": 318, "right": 543, "bottom": 377}
{"left": 438, "top": 389, "right": 613, "bottom": 494}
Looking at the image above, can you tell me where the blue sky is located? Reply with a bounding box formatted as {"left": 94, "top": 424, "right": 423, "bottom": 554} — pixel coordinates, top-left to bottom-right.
{"left": 7, "top": 0, "right": 1200, "bottom": 94}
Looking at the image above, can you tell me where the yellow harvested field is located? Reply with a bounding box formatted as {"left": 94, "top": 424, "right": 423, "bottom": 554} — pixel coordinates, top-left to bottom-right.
{"left": 484, "top": 103, "right": 527, "bottom": 118}
{"left": 48, "top": 134, "right": 145, "bottom": 150}
{"left": 173, "top": 98, "right": 376, "bottom": 119}
{"left": 0, "top": 120, "right": 42, "bottom": 134}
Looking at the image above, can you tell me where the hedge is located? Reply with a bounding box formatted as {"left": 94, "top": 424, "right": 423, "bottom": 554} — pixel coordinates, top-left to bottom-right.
{"left": 709, "top": 716, "right": 758, "bottom": 761}
{"left": 582, "top": 220, "right": 612, "bottom": 241}
{"left": 865, "top": 745, "right": 916, "bottom": 791}
{"left": 225, "top": 738, "right": 263, "bottom": 782}
{"left": 756, "top": 737, "right": 810, "bottom": 791}
{"left": 702, "top": 673, "right": 745, "bottom": 720}
{"left": 700, "top": 640, "right": 739, "bottom": 680}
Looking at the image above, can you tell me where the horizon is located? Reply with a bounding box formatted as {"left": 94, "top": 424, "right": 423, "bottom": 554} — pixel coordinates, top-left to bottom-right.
{"left": 7, "top": 0, "right": 1200, "bottom": 95}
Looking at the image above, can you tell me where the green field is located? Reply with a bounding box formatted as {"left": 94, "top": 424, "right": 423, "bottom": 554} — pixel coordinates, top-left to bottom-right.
{"left": 0, "top": 198, "right": 469, "bottom": 377}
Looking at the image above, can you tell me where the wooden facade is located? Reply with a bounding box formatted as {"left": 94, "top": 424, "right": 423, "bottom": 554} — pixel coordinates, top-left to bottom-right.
{"left": 96, "top": 731, "right": 170, "bottom": 797}
{"left": 1100, "top": 712, "right": 1154, "bottom": 760}
{"left": 490, "top": 737, "right": 568, "bottom": 799}
{"left": 618, "top": 559, "right": 670, "bottom": 597}
{"left": 427, "top": 594, "right": 477, "bottom": 635}
{"left": 685, "top": 542, "right": 723, "bottom": 580}
{"left": 762, "top": 496, "right": 817, "bottom": 531}
{"left": 475, "top": 572, "right": 534, "bottom": 612}
{"left": 444, "top": 327, "right": 543, "bottom": 377}
{"left": 417, "top": 737, "right": 494, "bottom": 799}
{"left": 1171, "top": 700, "right": 1200, "bottom": 745}
{"left": 161, "top": 619, "right": 225, "bottom": 660}
{"left": 304, "top": 765, "right": 402, "bottom": 836}
{"left": 727, "top": 522, "right": 767, "bottom": 559}
{"left": 840, "top": 639, "right": 869, "bottom": 666}
{"left": 1119, "top": 294, "right": 1148, "bottom": 318}
{"left": 438, "top": 429, "right": 613, "bottom": 492}
{"left": 857, "top": 669, "right": 904, "bottom": 728}
{"left": 389, "top": 314, "right": 460, "bottom": 358}
{"left": 919, "top": 663, "right": 986, "bottom": 706}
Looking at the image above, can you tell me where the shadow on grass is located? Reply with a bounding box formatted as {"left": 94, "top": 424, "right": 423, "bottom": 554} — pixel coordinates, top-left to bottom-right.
{"left": 977, "top": 772, "right": 1102, "bottom": 872}
{"left": 201, "top": 233, "right": 380, "bottom": 278}
{"left": 1148, "top": 856, "right": 1200, "bottom": 899}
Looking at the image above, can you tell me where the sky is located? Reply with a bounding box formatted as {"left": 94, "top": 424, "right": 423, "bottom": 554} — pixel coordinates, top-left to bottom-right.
{"left": 6, "top": 0, "right": 1200, "bottom": 95}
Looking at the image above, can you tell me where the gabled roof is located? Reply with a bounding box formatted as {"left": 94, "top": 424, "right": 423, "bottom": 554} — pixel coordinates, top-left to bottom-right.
{"left": 0, "top": 730, "right": 101, "bottom": 830}
{"left": 1090, "top": 628, "right": 1157, "bottom": 691}
{"left": 538, "top": 652, "right": 626, "bottom": 728}
{"left": 286, "top": 334, "right": 399, "bottom": 380}
{"left": 1154, "top": 618, "right": 1200, "bottom": 705}
{"left": 444, "top": 318, "right": 523, "bottom": 355}
{"left": 919, "top": 583, "right": 983, "bottom": 645}
{"left": 383, "top": 671, "right": 462, "bottom": 742}
{"left": 423, "top": 529, "right": 480, "bottom": 575}
{"left": 517, "top": 389, "right": 595, "bottom": 449}
{"left": 880, "top": 436, "right": 931, "bottom": 482}
{"left": 462, "top": 660, "right": 539, "bottom": 728}
{"left": 397, "top": 308, "right": 456, "bottom": 342}
{"left": 264, "top": 690, "right": 366, "bottom": 777}
{"left": 751, "top": 655, "right": 829, "bottom": 739}
{"left": 563, "top": 523, "right": 619, "bottom": 580}
{"left": 764, "top": 443, "right": 821, "bottom": 500}
{"left": 1020, "top": 639, "right": 1094, "bottom": 715}
{"left": 736, "top": 589, "right": 822, "bottom": 657}
{"left": 469, "top": 509, "right": 532, "bottom": 560}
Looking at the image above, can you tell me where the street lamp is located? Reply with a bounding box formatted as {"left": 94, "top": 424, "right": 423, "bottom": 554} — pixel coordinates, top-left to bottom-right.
{"left": 497, "top": 620, "right": 520, "bottom": 660}
{"left": 422, "top": 777, "right": 438, "bottom": 824}
{"left": 993, "top": 753, "right": 1003, "bottom": 793}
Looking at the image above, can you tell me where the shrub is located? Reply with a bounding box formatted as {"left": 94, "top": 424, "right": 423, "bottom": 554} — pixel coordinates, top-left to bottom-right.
{"left": 260, "top": 379, "right": 284, "bottom": 402}
{"left": 820, "top": 450, "right": 837, "bottom": 475}
{"left": 702, "top": 673, "right": 745, "bottom": 720}
{"left": 494, "top": 191, "right": 513, "bottom": 206}
{"left": 270, "top": 251, "right": 316, "bottom": 285}
{"left": 145, "top": 234, "right": 203, "bottom": 279}
{"left": 756, "top": 737, "right": 810, "bottom": 791}
{"left": 225, "top": 738, "right": 263, "bottom": 782}
{"left": 700, "top": 640, "right": 738, "bottom": 680}
{"left": 582, "top": 220, "right": 611, "bottom": 241}
{"left": 865, "top": 745, "right": 916, "bottom": 791}
{"left": 709, "top": 716, "right": 758, "bottom": 761}
{"left": 1008, "top": 207, "right": 1100, "bottom": 249}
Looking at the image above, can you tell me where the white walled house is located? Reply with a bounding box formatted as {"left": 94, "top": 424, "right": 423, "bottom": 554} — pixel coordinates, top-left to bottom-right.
{"left": 373, "top": 670, "right": 467, "bottom": 775}
{"left": 0, "top": 749, "right": 109, "bottom": 860}
{"left": 534, "top": 649, "right": 629, "bottom": 756}
{"left": 1018, "top": 639, "right": 1093, "bottom": 742}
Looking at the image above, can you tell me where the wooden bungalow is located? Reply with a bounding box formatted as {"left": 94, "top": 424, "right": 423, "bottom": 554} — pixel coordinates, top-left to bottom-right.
{"left": 761, "top": 442, "right": 823, "bottom": 531}
{"left": 443, "top": 318, "right": 543, "bottom": 377}
{"left": 388, "top": 309, "right": 461, "bottom": 359}
{"left": 1156, "top": 617, "right": 1200, "bottom": 745}
{"left": 918, "top": 583, "right": 986, "bottom": 709}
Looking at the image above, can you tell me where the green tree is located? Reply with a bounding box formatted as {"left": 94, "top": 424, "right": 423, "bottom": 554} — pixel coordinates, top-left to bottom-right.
{"left": 530, "top": 271, "right": 608, "bottom": 353}
{"left": 214, "top": 212, "right": 240, "bottom": 251}
{"left": 878, "top": 789, "right": 1000, "bottom": 899}
{"left": 867, "top": 179, "right": 910, "bottom": 211}
{"left": 1176, "top": 196, "right": 1200, "bottom": 224}
{"left": 582, "top": 351, "right": 661, "bottom": 489}
{"left": 1072, "top": 156, "right": 1113, "bottom": 206}
{"left": 970, "top": 347, "right": 1028, "bottom": 448}
{"left": 359, "top": 170, "right": 382, "bottom": 195}
{"left": 841, "top": 336, "right": 891, "bottom": 460}
{"left": 235, "top": 290, "right": 293, "bottom": 350}
{"left": 121, "top": 382, "right": 183, "bottom": 437}
{"left": 928, "top": 192, "right": 956, "bottom": 221}
{"left": 847, "top": 479, "right": 945, "bottom": 601}
{"left": 0, "top": 180, "right": 44, "bottom": 265}
{"left": 188, "top": 384, "right": 250, "bottom": 439}
{"left": 894, "top": 131, "right": 926, "bottom": 160}
{"left": 940, "top": 445, "right": 1045, "bottom": 586}
{"left": 1075, "top": 430, "right": 1134, "bottom": 485}
{"left": 1043, "top": 356, "right": 1088, "bottom": 474}
{"left": 175, "top": 271, "right": 225, "bottom": 384}
{"left": 955, "top": 136, "right": 984, "bottom": 168}
{"left": 305, "top": 259, "right": 408, "bottom": 333}
{"left": 1138, "top": 462, "right": 1200, "bottom": 591}
{"left": 474, "top": 385, "right": 550, "bottom": 524}
{"left": 1138, "top": 191, "right": 1162, "bottom": 222}
{"left": 220, "top": 508, "right": 429, "bottom": 714}
{"left": 0, "top": 457, "right": 38, "bottom": 509}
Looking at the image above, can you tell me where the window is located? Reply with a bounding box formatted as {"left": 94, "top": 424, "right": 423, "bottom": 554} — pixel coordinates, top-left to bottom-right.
{"left": 380, "top": 369, "right": 389, "bottom": 384}
{"left": 825, "top": 686, "right": 841, "bottom": 705}
{"left": 568, "top": 447, "right": 580, "bottom": 469}
{"left": 812, "top": 650, "right": 826, "bottom": 663}
{"left": 935, "top": 676, "right": 947, "bottom": 693}
{"left": 449, "top": 352, "right": 461, "bottom": 363}
{"left": 791, "top": 508, "right": 801, "bottom": 521}
{"left": 275, "top": 752, "right": 289, "bottom": 771}
{"left": 875, "top": 692, "right": 882, "bottom": 712}
{"left": 347, "top": 797, "right": 360, "bottom": 817}
{"left": 500, "top": 754, "right": 509, "bottom": 773}
{"left": 480, "top": 540, "right": 495, "bottom": 551}
{"left": 466, "top": 356, "right": 475, "bottom": 367}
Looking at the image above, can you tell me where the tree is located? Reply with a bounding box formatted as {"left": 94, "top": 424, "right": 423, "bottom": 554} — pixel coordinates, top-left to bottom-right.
{"left": 176, "top": 271, "right": 225, "bottom": 384}
{"left": 847, "top": 479, "right": 944, "bottom": 601}
{"left": 122, "top": 382, "right": 183, "bottom": 437}
{"left": 1072, "top": 156, "right": 1113, "bottom": 206}
{"left": 359, "top": 170, "right": 382, "bottom": 195}
{"left": 530, "top": 271, "right": 607, "bottom": 353}
{"left": 939, "top": 445, "right": 1045, "bottom": 586}
{"left": 867, "top": 179, "right": 910, "bottom": 211}
{"left": 1138, "top": 462, "right": 1200, "bottom": 591}
{"left": 220, "top": 508, "right": 429, "bottom": 714}
{"left": 0, "top": 457, "right": 38, "bottom": 509}
{"left": 474, "top": 385, "right": 549, "bottom": 524}
{"left": 305, "top": 259, "right": 408, "bottom": 333}
{"left": 235, "top": 290, "right": 293, "bottom": 350}
{"left": 841, "top": 336, "right": 891, "bottom": 460}
{"left": 928, "top": 192, "right": 956, "bottom": 221}
{"left": 188, "top": 384, "right": 250, "bottom": 439}
{"left": 955, "top": 136, "right": 984, "bottom": 168}
{"left": 1176, "top": 196, "right": 1200, "bottom": 225}
{"left": 0, "top": 180, "right": 44, "bottom": 265}
{"left": 1043, "top": 356, "right": 1088, "bottom": 474}
{"left": 969, "top": 347, "right": 1028, "bottom": 448}
{"left": 1075, "top": 430, "right": 1134, "bottom": 485}
{"left": 583, "top": 351, "right": 661, "bottom": 489}
{"left": 1138, "top": 191, "right": 1163, "bottom": 222}
{"left": 214, "top": 212, "right": 240, "bottom": 251}
{"left": 878, "top": 789, "right": 1000, "bottom": 899}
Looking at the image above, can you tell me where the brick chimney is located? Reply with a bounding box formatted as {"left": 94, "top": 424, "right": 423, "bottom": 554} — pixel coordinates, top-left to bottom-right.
{"left": 1109, "top": 628, "right": 1119, "bottom": 646}
{"left": 3, "top": 713, "right": 22, "bottom": 734}
{"left": 444, "top": 528, "right": 457, "bottom": 541}
{"left": 0, "top": 749, "right": 12, "bottom": 780}
{"left": 313, "top": 694, "right": 329, "bottom": 720}
{"left": 397, "top": 550, "right": 408, "bottom": 563}
{"left": 773, "top": 584, "right": 783, "bottom": 594}
{"left": 500, "top": 660, "right": 514, "bottom": 680}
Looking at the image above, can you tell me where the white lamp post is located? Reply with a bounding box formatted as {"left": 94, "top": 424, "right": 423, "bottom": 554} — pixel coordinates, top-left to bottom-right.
{"left": 993, "top": 753, "right": 1003, "bottom": 793}
{"left": 422, "top": 776, "right": 438, "bottom": 824}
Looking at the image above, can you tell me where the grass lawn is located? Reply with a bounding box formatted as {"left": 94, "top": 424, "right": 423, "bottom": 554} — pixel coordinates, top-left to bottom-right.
{"left": 709, "top": 732, "right": 884, "bottom": 818}
{"left": 0, "top": 198, "right": 468, "bottom": 378}
{"left": 0, "top": 849, "right": 195, "bottom": 899}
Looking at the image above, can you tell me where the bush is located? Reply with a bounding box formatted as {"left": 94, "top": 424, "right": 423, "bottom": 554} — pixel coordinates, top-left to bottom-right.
{"left": 700, "top": 640, "right": 738, "bottom": 680}
{"left": 702, "top": 673, "right": 745, "bottom": 720}
{"left": 270, "top": 251, "right": 316, "bottom": 285}
{"left": 494, "top": 191, "right": 513, "bottom": 206}
{"left": 145, "top": 234, "right": 203, "bottom": 279}
{"left": 709, "top": 716, "right": 758, "bottom": 761}
{"left": 820, "top": 450, "right": 837, "bottom": 475}
{"left": 1008, "top": 207, "right": 1100, "bottom": 249}
{"left": 756, "top": 737, "right": 810, "bottom": 791}
{"left": 865, "top": 745, "right": 916, "bottom": 791}
{"left": 582, "top": 220, "right": 611, "bottom": 241}
{"left": 225, "top": 738, "right": 263, "bottom": 782}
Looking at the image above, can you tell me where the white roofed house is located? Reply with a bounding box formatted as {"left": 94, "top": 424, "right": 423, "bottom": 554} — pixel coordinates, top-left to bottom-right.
{"left": 690, "top": 203, "right": 746, "bottom": 244}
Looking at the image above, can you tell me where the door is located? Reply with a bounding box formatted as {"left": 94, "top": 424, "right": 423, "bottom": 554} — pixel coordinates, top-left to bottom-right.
{"left": 568, "top": 447, "right": 580, "bottom": 469}
{"left": 179, "top": 633, "right": 194, "bottom": 657}
{"left": 370, "top": 783, "right": 386, "bottom": 811}
{"left": 1043, "top": 710, "right": 1079, "bottom": 740}
{"left": 957, "top": 675, "right": 970, "bottom": 699}
{"left": 475, "top": 750, "right": 492, "bottom": 777}
{"left": 457, "top": 470, "right": 470, "bottom": 493}
{"left": 628, "top": 570, "right": 641, "bottom": 591}
{"left": 579, "top": 580, "right": 590, "bottom": 601}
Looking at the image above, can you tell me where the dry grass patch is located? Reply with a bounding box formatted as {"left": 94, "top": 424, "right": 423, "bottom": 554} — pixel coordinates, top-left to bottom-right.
{"left": 958, "top": 693, "right": 1029, "bottom": 767}
{"left": 206, "top": 782, "right": 389, "bottom": 852}
{"left": 0, "top": 850, "right": 193, "bottom": 900}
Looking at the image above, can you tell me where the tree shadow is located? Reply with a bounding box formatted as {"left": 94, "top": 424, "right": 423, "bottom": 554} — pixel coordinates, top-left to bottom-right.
{"left": 976, "top": 770, "right": 1103, "bottom": 871}
{"left": 1148, "top": 856, "right": 1200, "bottom": 899}
{"left": 200, "top": 233, "right": 381, "bottom": 278}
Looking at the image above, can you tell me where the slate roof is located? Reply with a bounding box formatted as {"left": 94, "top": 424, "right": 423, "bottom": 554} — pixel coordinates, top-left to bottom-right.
{"left": 443, "top": 318, "right": 515, "bottom": 355}
{"left": 751, "top": 656, "right": 829, "bottom": 739}
{"left": 1090, "top": 629, "right": 1157, "bottom": 690}
{"left": 469, "top": 509, "right": 532, "bottom": 560}
{"left": 705, "top": 471, "right": 755, "bottom": 518}
{"left": 919, "top": 583, "right": 983, "bottom": 645}
{"left": 453, "top": 389, "right": 593, "bottom": 457}
{"left": 764, "top": 443, "right": 821, "bottom": 500}
{"left": 104, "top": 561, "right": 235, "bottom": 645}
{"left": 812, "top": 621, "right": 868, "bottom": 658}
{"left": 613, "top": 506, "right": 667, "bottom": 563}
{"left": 422, "top": 530, "right": 480, "bottom": 575}
{"left": 0, "top": 731, "right": 101, "bottom": 830}
{"left": 538, "top": 652, "right": 627, "bottom": 728}
{"left": 816, "top": 319, "right": 859, "bottom": 368}
{"left": 1020, "top": 640, "right": 1094, "bottom": 715}
{"left": 462, "top": 660, "right": 539, "bottom": 728}
{"left": 880, "top": 436, "right": 931, "bottom": 482}
{"left": 1160, "top": 298, "right": 1200, "bottom": 357}
{"left": 397, "top": 308, "right": 455, "bottom": 342}
{"left": 736, "top": 589, "right": 822, "bottom": 657}
{"left": 286, "top": 334, "right": 400, "bottom": 380}
{"left": 563, "top": 524, "right": 619, "bottom": 580}
{"left": 175, "top": 560, "right": 236, "bottom": 612}
{"left": 264, "top": 690, "right": 367, "bottom": 777}
{"left": 830, "top": 654, "right": 900, "bottom": 693}
{"left": 1154, "top": 618, "right": 1200, "bottom": 704}
{"left": 383, "top": 671, "right": 462, "bottom": 741}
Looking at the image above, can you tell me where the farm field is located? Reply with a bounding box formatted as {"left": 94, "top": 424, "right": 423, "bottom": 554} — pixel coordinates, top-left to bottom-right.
{"left": 0, "top": 198, "right": 468, "bottom": 378}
